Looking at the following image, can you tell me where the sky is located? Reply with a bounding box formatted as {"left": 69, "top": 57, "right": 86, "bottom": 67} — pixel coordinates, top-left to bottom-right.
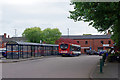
{"left": 0, "top": 0, "right": 104, "bottom": 37}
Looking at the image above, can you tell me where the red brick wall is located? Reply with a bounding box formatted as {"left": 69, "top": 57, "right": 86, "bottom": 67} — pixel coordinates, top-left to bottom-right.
{"left": 74, "top": 39, "right": 114, "bottom": 53}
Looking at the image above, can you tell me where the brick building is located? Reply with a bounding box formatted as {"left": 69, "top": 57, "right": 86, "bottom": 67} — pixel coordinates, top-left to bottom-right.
{"left": 0, "top": 33, "right": 114, "bottom": 54}
{"left": 61, "top": 35, "right": 114, "bottom": 53}
{"left": 0, "top": 33, "right": 26, "bottom": 48}
{"left": 0, "top": 33, "right": 7, "bottom": 48}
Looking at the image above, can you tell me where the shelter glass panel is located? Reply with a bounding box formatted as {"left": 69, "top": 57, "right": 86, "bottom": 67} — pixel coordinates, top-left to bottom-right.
{"left": 32, "top": 46, "right": 35, "bottom": 57}
{"left": 53, "top": 46, "right": 58, "bottom": 55}
{"left": 28, "top": 46, "right": 31, "bottom": 58}
{"left": 23, "top": 46, "right": 28, "bottom": 58}
{"left": 40, "top": 46, "right": 44, "bottom": 56}
{"left": 46, "top": 47, "right": 52, "bottom": 56}
{"left": 6, "top": 45, "right": 12, "bottom": 59}
{"left": 12, "top": 45, "right": 19, "bottom": 59}
{"left": 19, "top": 46, "right": 23, "bottom": 58}
{"left": 38, "top": 46, "right": 41, "bottom": 57}
{"left": 35, "top": 46, "right": 38, "bottom": 57}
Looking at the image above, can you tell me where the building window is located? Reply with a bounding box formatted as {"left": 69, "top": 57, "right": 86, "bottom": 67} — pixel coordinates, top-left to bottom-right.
{"left": 108, "top": 41, "right": 111, "bottom": 44}
{"left": 77, "top": 41, "right": 79, "bottom": 43}
{"left": 85, "top": 41, "right": 88, "bottom": 44}
{"left": 101, "top": 41, "right": 103, "bottom": 44}
{"left": 84, "top": 49, "right": 87, "bottom": 53}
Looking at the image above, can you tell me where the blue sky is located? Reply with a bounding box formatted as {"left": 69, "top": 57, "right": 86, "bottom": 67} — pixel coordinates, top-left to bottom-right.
{"left": 0, "top": 0, "right": 103, "bottom": 37}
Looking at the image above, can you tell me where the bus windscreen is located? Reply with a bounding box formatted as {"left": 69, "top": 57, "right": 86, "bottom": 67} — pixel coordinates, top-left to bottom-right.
{"left": 60, "top": 44, "right": 68, "bottom": 50}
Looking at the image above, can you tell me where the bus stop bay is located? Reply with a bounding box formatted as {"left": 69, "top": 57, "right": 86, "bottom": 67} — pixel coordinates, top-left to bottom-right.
{"left": 5, "top": 41, "right": 58, "bottom": 59}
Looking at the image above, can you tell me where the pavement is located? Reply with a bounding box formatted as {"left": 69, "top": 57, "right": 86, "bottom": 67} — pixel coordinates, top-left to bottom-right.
{"left": 90, "top": 60, "right": 119, "bottom": 80}
{"left": 0, "top": 56, "right": 59, "bottom": 63}
{"left": 0, "top": 57, "right": 43, "bottom": 63}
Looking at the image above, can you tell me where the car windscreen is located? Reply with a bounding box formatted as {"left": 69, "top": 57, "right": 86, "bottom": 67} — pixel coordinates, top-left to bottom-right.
{"left": 60, "top": 44, "right": 68, "bottom": 50}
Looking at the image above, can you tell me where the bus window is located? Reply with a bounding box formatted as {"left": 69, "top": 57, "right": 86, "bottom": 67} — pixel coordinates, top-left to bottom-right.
{"left": 77, "top": 47, "right": 81, "bottom": 51}
{"left": 60, "top": 44, "right": 68, "bottom": 50}
{"left": 72, "top": 46, "right": 81, "bottom": 51}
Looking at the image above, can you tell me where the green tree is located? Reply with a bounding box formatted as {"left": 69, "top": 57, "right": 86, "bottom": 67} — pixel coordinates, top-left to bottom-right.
{"left": 42, "top": 28, "right": 62, "bottom": 44}
{"left": 69, "top": 2, "right": 120, "bottom": 46}
{"left": 83, "top": 34, "right": 92, "bottom": 35}
{"left": 22, "top": 27, "right": 61, "bottom": 44}
{"left": 22, "top": 27, "right": 42, "bottom": 43}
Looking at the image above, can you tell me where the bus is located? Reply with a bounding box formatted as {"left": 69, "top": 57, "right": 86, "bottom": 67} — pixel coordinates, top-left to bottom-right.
{"left": 59, "top": 43, "right": 81, "bottom": 56}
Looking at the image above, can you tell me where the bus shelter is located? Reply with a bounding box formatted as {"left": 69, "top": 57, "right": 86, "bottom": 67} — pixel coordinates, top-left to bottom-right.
{"left": 6, "top": 41, "right": 58, "bottom": 59}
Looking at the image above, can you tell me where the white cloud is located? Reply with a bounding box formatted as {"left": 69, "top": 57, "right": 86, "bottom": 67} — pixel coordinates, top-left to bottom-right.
{"left": 0, "top": 0, "right": 103, "bottom": 37}
{"left": 1, "top": 0, "right": 41, "bottom": 5}
{"left": 1, "top": 0, "right": 71, "bottom": 5}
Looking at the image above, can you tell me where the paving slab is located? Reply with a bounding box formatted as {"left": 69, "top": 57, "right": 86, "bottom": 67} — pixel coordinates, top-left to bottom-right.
{"left": 0, "top": 55, "right": 60, "bottom": 63}
{"left": 0, "top": 56, "right": 44, "bottom": 63}
{"left": 90, "top": 61, "right": 119, "bottom": 80}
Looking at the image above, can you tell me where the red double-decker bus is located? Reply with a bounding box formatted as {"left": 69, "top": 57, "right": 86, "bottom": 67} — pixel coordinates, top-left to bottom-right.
{"left": 59, "top": 43, "right": 81, "bottom": 56}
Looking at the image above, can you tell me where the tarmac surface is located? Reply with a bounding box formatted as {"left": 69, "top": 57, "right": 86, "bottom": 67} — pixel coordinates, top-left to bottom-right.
{"left": 1, "top": 54, "right": 119, "bottom": 80}
{"left": 1, "top": 55, "right": 101, "bottom": 78}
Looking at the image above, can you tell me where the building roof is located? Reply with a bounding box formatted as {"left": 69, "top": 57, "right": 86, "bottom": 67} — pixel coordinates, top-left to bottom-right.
{"left": 61, "top": 35, "right": 111, "bottom": 39}
{"left": 55, "top": 38, "right": 79, "bottom": 45}
{"left": 3, "top": 37, "right": 27, "bottom": 42}
{"left": 6, "top": 41, "right": 58, "bottom": 47}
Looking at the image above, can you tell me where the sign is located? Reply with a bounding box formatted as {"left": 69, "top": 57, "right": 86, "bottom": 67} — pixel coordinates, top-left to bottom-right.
{"left": 40, "top": 40, "right": 42, "bottom": 44}
{"left": 90, "top": 46, "right": 92, "bottom": 50}
{"left": 103, "top": 44, "right": 109, "bottom": 47}
{"left": 81, "top": 47, "right": 90, "bottom": 49}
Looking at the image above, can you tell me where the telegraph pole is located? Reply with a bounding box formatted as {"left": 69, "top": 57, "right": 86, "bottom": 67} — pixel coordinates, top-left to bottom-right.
{"left": 14, "top": 29, "right": 17, "bottom": 37}
{"left": 67, "top": 28, "right": 69, "bottom": 38}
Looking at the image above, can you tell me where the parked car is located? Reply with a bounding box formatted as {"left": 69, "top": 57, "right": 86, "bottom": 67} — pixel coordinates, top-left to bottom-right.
{"left": 93, "top": 50, "right": 99, "bottom": 55}
{"left": 86, "top": 50, "right": 98, "bottom": 55}
{"left": 99, "top": 50, "right": 107, "bottom": 56}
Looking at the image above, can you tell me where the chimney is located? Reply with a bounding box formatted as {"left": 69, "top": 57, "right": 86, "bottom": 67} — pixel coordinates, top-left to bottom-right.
{"left": 4, "top": 33, "right": 6, "bottom": 38}
{"left": 107, "top": 30, "right": 111, "bottom": 35}
{"left": 8, "top": 35, "right": 10, "bottom": 38}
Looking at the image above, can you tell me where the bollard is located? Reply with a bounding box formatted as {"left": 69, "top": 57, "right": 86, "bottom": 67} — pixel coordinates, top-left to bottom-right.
{"left": 100, "top": 59, "right": 103, "bottom": 73}
{"left": 102, "top": 56, "right": 104, "bottom": 66}
{"left": 102, "top": 54, "right": 105, "bottom": 66}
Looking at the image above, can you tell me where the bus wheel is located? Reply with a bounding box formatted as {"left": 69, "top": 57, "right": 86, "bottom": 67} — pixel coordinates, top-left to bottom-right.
{"left": 72, "top": 54, "right": 75, "bottom": 57}
{"left": 62, "top": 55, "right": 65, "bottom": 57}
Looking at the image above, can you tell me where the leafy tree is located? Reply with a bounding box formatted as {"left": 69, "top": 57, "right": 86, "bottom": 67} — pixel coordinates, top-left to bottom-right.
{"left": 22, "top": 27, "right": 61, "bottom": 44}
{"left": 69, "top": 2, "right": 120, "bottom": 46}
{"left": 22, "top": 27, "right": 42, "bottom": 43}
{"left": 42, "top": 28, "right": 62, "bottom": 44}
{"left": 83, "top": 34, "right": 92, "bottom": 35}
